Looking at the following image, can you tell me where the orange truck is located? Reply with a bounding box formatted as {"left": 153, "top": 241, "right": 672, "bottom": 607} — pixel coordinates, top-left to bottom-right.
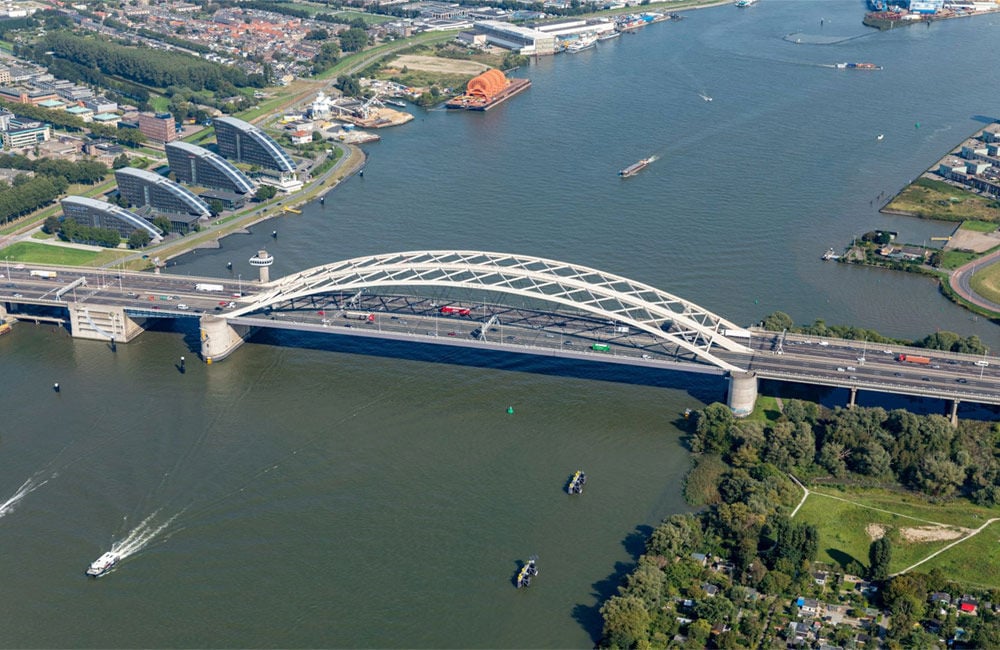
{"left": 897, "top": 353, "right": 931, "bottom": 365}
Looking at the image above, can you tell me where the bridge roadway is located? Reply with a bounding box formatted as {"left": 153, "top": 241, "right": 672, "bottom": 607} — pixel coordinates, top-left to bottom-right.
{"left": 2, "top": 264, "right": 999, "bottom": 407}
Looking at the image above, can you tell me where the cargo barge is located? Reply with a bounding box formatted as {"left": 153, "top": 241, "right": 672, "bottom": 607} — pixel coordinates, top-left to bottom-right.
{"left": 445, "top": 75, "right": 531, "bottom": 112}
{"left": 618, "top": 156, "right": 656, "bottom": 178}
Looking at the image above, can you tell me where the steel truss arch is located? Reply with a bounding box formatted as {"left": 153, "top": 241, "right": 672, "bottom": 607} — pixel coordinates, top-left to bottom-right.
{"left": 230, "top": 251, "right": 752, "bottom": 371}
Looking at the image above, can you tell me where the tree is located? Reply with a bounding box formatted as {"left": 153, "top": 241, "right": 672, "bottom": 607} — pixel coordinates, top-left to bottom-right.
{"left": 254, "top": 185, "right": 277, "bottom": 202}
{"left": 152, "top": 215, "right": 173, "bottom": 233}
{"left": 305, "top": 28, "right": 329, "bottom": 40}
{"left": 128, "top": 229, "right": 151, "bottom": 248}
{"left": 42, "top": 215, "right": 60, "bottom": 234}
{"left": 600, "top": 595, "right": 650, "bottom": 649}
{"left": 208, "top": 199, "right": 224, "bottom": 216}
{"left": 112, "top": 153, "right": 130, "bottom": 169}
{"left": 762, "top": 311, "right": 793, "bottom": 331}
{"left": 338, "top": 27, "right": 368, "bottom": 52}
{"left": 693, "top": 403, "right": 735, "bottom": 454}
{"left": 868, "top": 536, "right": 891, "bottom": 582}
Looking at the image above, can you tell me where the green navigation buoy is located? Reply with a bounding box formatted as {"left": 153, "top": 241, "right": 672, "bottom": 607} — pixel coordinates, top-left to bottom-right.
{"left": 915, "top": 122, "right": 920, "bottom": 129}
{"left": 507, "top": 406, "right": 515, "bottom": 415}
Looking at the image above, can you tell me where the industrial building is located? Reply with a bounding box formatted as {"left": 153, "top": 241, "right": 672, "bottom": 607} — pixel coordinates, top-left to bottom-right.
{"left": 60, "top": 195, "right": 163, "bottom": 242}
{"left": 165, "top": 141, "right": 256, "bottom": 195}
{"left": 472, "top": 20, "right": 557, "bottom": 55}
{"left": 114, "top": 166, "right": 212, "bottom": 233}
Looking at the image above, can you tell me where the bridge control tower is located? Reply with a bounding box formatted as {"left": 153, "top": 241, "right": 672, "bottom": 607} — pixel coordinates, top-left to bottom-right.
{"left": 249, "top": 249, "right": 274, "bottom": 283}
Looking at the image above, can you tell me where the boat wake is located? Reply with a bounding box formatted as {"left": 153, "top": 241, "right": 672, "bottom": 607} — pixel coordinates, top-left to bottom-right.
{"left": 107, "top": 510, "right": 184, "bottom": 561}
{"left": 0, "top": 474, "right": 50, "bottom": 520}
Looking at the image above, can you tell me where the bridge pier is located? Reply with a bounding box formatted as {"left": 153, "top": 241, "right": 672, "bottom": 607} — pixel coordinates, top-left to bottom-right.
{"left": 67, "top": 303, "right": 144, "bottom": 342}
{"left": 200, "top": 315, "right": 252, "bottom": 363}
{"left": 848, "top": 387, "right": 857, "bottom": 408}
{"left": 950, "top": 399, "right": 960, "bottom": 427}
{"left": 727, "top": 370, "right": 758, "bottom": 417}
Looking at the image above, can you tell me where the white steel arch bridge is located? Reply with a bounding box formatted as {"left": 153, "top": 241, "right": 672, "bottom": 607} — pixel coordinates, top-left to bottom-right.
{"left": 228, "top": 251, "right": 753, "bottom": 372}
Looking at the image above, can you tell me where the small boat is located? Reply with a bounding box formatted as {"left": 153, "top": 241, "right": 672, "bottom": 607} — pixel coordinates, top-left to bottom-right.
{"left": 567, "top": 470, "right": 586, "bottom": 494}
{"left": 834, "top": 62, "right": 882, "bottom": 70}
{"left": 515, "top": 557, "right": 538, "bottom": 588}
{"left": 597, "top": 31, "right": 621, "bottom": 40}
{"left": 385, "top": 99, "right": 407, "bottom": 108}
{"left": 699, "top": 93, "right": 713, "bottom": 102}
{"left": 735, "top": 0, "right": 757, "bottom": 7}
{"left": 821, "top": 247, "right": 840, "bottom": 261}
{"left": 565, "top": 36, "right": 597, "bottom": 53}
{"left": 876, "top": 134, "right": 884, "bottom": 141}
{"left": 619, "top": 156, "right": 656, "bottom": 178}
{"left": 86, "top": 551, "right": 120, "bottom": 577}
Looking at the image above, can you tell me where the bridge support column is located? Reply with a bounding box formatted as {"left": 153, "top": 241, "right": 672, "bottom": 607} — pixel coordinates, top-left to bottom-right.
{"left": 848, "top": 387, "right": 858, "bottom": 408}
{"left": 950, "top": 399, "right": 960, "bottom": 428}
{"left": 67, "top": 303, "right": 144, "bottom": 342}
{"left": 727, "top": 371, "right": 758, "bottom": 418}
{"left": 200, "top": 315, "right": 252, "bottom": 364}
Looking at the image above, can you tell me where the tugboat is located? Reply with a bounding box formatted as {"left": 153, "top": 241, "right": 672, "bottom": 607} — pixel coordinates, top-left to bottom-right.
{"left": 567, "top": 470, "right": 587, "bottom": 495}
{"left": 86, "top": 551, "right": 120, "bottom": 577}
{"left": 515, "top": 557, "right": 538, "bottom": 588}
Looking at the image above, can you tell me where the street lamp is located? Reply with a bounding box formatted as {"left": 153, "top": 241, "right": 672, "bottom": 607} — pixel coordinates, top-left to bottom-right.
{"left": 237, "top": 273, "right": 242, "bottom": 296}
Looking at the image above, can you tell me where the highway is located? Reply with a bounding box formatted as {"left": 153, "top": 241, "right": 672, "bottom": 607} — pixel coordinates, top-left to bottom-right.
{"left": 3, "top": 265, "right": 1000, "bottom": 405}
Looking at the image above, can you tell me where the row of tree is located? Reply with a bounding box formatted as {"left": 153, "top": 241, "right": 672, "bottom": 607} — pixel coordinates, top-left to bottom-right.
{"left": 33, "top": 31, "right": 265, "bottom": 93}
{"left": 0, "top": 175, "right": 69, "bottom": 225}
{"left": 0, "top": 154, "right": 108, "bottom": 186}
{"left": 761, "top": 311, "right": 987, "bottom": 354}
{"left": 693, "top": 401, "right": 1000, "bottom": 504}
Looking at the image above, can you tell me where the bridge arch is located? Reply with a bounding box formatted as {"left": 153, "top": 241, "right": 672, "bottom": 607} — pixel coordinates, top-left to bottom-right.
{"left": 228, "top": 251, "right": 753, "bottom": 371}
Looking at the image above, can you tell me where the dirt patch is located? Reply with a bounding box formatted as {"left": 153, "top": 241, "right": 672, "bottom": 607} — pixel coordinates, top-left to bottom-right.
{"left": 899, "top": 525, "right": 968, "bottom": 543}
{"left": 866, "top": 523, "right": 888, "bottom": 541}
{"left": 945, "top": 227, "right": 1000, "bottom": 253}
{"left": 391, "top": 55, "right": 489, "bottom": 76}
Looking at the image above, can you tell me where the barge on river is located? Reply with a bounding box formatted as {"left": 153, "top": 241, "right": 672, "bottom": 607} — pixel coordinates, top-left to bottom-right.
{"left": 446, "top": 70, "right": 531, "bottom": 112}
{"left": 619, "top": 156, "right": 656, "bottom": 178}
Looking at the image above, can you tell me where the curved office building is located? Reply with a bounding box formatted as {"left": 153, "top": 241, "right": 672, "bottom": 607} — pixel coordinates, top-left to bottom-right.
{"left": 115, "top": 167, "right": 212, "bottom": 220}
{"left": 214, "top": 116, "right": 295, "bottom": 173}
{"left": 166, "top": 141, "right": 255, "bottom": 195}
{"left": 60, "top": 195, "right": 163, "bottom": 241}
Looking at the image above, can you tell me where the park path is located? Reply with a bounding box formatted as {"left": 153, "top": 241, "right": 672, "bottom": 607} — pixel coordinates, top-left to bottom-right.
{"left": 787, "top": 475, "right": 996, "bottom": 578}
{"left": 893, "top": 517, "right": 999, "bottom": 577}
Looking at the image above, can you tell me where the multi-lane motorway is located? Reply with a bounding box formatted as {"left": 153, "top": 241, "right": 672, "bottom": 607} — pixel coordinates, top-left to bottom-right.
{"left": 3, "top": 264, "right": 1000, "bottom": 405}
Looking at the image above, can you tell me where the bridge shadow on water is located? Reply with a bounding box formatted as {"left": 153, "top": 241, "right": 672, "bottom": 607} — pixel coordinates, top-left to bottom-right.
{"left": 242, "top": 328, "right": 731, "bottom": 402}
{"left": 572, "top": 524, "right": 654, "bottom": 645}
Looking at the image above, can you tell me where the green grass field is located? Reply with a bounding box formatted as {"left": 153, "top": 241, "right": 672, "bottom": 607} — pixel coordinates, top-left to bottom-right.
{"left": 968, "top": 258, "right": 1000, "bottom": 305}
{"left": 917, "top": 520, "right": 1000, "bottom": 588}
{"left": 1, "top": 241, "right": 125, "bottom": 266}
{"left": 794, "top": 487, "right": 999, "bottom": 583}
{"left": 886, "top": 177, "right": 1000, "bottom": 222}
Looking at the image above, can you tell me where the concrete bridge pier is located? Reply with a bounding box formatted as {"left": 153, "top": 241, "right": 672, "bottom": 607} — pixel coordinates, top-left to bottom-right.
{"left": 727, "top": 370, "right": 758, "bottom": 417}
{"left": 200, "top": 315, "right": 252, "bottom": 364}
{"left": 950, "top": 399, "right": 960, "bottom": 427}
{"left": 67, "top": 303, "right": 144, "bottom": 342}
{"left": 848, "top": 387, "right": 858, "bottom": 408}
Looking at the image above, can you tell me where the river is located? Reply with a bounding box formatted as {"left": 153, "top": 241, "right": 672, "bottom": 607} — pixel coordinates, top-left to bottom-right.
{"left": 2, "top": 1, "right": 999, "bottom": 646}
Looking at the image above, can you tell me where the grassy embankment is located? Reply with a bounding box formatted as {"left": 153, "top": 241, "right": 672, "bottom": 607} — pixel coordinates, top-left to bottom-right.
{"left": 1, "top": 241, "right": 128, "bottom": 266}
{"left": 884, "top": 177, "right": 1000, "bottom": 222}
{"left": 794, "top": 486, "right": 1000, "bottom": 587}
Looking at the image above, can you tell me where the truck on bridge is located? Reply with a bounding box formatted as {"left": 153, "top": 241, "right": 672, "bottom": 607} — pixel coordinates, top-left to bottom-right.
{"left": 195, "top": 283, "right": 225, "bottom": 292}
{"left": 344, "top": 311, "right": 376, "bottom": 322}
{"left": 29, "top": 270, "right": 57, "bottom": 279}
{"left": 898, "top": 353, "right": 931, "bottom": 365}
{"left": 439, "top": 306, "right": 471, "bottom": 316}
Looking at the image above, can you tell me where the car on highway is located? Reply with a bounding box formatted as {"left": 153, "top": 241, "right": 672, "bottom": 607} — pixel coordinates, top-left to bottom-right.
{"left": 921, "top": 377, "right": 931, "bottom": 381}
{"left": 127, "top": 292, "right": 138, "bottom": 298}
{"left": 447, "top": 331, "right": 457, "bottom": 336}
{"left": 177, "top": 304, "right": 189, "bottom": 310}
{"left": 957, "top": 378, "right": 968, "bottom": 384}
{"left": 13, "top": 293, "right": 22, "bottom": 298}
